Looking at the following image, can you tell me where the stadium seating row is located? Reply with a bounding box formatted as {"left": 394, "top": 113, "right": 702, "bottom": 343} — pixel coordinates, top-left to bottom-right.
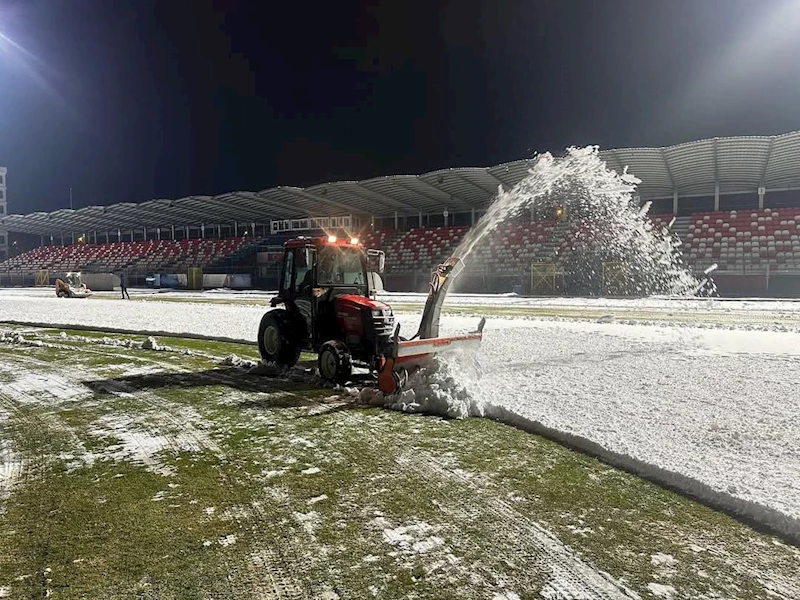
{"left": 3, "top": 208, "right": 800, "bottom": 278}
{"left": 0, "top": 238, "right": 252, "bottom": 274}
{"left": 686, "top": 208, "right": 800, "bottom": 271}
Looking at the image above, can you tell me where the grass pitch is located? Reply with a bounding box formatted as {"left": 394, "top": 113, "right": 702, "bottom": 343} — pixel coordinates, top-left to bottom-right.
{"left": 0, "top": 325, "right": 797, "bottom": 599}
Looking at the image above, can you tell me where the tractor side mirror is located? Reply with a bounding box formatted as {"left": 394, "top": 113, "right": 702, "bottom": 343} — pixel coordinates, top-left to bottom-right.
{"left": 367, "top": 271, "right": 385, "bottom": 293}
{"left": 367, "top": 249, "right": 385, "bottom": 274}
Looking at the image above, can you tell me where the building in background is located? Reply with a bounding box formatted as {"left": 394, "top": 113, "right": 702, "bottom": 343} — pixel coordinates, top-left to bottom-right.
{"left": 0, "top": 167, "right": 7, "bottom": 263}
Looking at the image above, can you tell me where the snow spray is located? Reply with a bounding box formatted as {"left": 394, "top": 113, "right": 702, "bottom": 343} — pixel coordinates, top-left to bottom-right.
{"left": 451, "top": 146, "right": 705, "bottom": 296}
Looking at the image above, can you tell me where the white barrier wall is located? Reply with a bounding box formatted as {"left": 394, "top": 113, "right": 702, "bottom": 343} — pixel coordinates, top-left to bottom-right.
{"left": 202, "top": 274, "right": 228, "bottom": 288}
{"left": 200, "top": 273, "right": 252, "bottom": 289}
{"left": 82, "top": 273, "right": 119, "bottom": 291}
{"left": 225, "top": 274, "right": 252, "bottom": 289}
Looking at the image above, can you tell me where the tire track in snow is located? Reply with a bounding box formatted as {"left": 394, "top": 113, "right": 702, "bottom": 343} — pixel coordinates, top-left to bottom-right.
{"left": 0, "top": 356, "right": 94, "bottom": 508}
{"left": 73, "top": 360, "right": 314, "bottom": 597}
{"left": 393, "top": 449, "right": 636, "bottom": 598}
{"left": 288, "top": 406, "right": 635, "bottom": 599}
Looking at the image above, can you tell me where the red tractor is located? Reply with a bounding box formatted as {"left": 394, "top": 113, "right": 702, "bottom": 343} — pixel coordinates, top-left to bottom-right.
{"left": 258, "top": 235, "right": 484, "bottom": 393}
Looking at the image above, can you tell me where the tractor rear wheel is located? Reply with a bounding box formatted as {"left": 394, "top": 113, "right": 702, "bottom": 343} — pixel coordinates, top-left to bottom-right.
{"left": 257, "top": 310, "right": 300, "bottom": 367}
{"left": 318, "top": 340, "right": 352, "bottom": 384}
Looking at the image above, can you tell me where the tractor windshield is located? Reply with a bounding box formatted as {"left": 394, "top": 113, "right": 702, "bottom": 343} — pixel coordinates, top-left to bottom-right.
{"left": 317, "top": 246, "right": 366, "bottom": 287}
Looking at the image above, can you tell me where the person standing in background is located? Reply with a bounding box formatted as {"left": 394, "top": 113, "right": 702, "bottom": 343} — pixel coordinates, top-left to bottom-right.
{"left": 120, "top": 271, "right": 130, "bottom": 300}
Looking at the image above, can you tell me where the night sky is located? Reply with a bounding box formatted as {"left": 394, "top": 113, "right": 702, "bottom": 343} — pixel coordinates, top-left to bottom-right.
{"left": 1, "top": 0, "right": 799, "bottom": 214}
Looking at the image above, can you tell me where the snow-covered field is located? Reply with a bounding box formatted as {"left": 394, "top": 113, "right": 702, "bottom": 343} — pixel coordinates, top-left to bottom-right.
{"left": 7, "top": 285, "right": 800, "bottom": 314}
{"left": 1, "top": 289, "right": 799, "bottom": 539}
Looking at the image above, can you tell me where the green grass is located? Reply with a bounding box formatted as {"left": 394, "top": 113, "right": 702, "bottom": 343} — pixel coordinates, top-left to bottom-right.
{"left": 0, "top": 327, "right": 798, "bottom": 598}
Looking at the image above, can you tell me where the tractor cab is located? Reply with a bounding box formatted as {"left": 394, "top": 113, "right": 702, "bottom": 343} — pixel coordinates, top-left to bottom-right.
{"left": 281, "top": 236, "right": 376, "bottom": 301}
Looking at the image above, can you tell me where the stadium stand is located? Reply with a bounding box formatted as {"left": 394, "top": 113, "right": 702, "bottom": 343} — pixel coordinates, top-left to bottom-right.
{"left": 685, "top": 208, "right": 800, "bottom": 272}
{"left": 466, "top": 220, "right": 557, "bottom": 275}
{"left": 361, "top": 228, "right": 397, "bottom": 253}
{"left": 0, "top": 237, "right": 252, "bottom": 274}
{"left": 384, "top": 226, "right": 469, "bottom": 273}
{"left": 4, "top": 209, "right": 800, "bottom": 282}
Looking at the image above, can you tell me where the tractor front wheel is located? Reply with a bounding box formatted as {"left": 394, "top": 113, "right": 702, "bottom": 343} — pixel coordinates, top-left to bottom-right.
{"left": 257, "top": 310, "right": 300, "bottom": 367}
{"left": 318, "top": 340, "right": 352, "bottom": 384}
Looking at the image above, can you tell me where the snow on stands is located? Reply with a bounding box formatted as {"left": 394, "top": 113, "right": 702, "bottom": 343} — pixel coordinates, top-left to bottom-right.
{"left": 1, "top": 290, "right": 800, "bottom": 536}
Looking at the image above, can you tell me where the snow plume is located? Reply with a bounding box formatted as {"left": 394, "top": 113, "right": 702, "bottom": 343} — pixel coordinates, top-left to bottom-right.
{"left": 454, "top": 146, "right": 705, "bottom": 296}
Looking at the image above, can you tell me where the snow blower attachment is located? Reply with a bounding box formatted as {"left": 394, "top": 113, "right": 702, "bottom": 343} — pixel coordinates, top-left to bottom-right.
{"left": 257, "top": 236, "right": 484, "bottom": 394}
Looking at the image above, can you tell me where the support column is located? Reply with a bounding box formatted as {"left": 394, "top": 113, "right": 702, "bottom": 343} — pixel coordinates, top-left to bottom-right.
{"left": 40, "top": 235, "right": 45, "bottom": 246}
{"left": 471, "top": 207, "right": 476, "bottom": 225}
{"left": 217, "top": 225, "right": 221, "bottom": 238}
{"left": 61, "top": 234, "right": 65, "bottom": 246}
{"left": 170, "top": 225, "right": 175, "bottom": 240}
{"left": 714, "top": 183, "right": 720, "bottom": 212}
{"left": 201, "top": 224, "right": 206, "bottom": 239}
{"left": 251, "top": 222, "right": 256, "bottom": 238}
{"left": 418, "top": 212, "right": 423, "bottom": 227}
{"left": 758, "top": 186, "right": 765, "bottom": 209}
{"left": 143, "top": 227, "right": 147, "bottom": 241}
{"left": 672, "top": 190, "right": 679, "bottom": 215}
{"left": 129, "top": 230, "right": 134, "bottom": 242}
{"left": 394, "top": 211, "right": 399, "bottom": 230}
{"left": 234, "top": 222, "right": 238, "bottom": 237}
{"left": 185, "top": 226, "right": 189, "bottom": 240}
{"left": 117, "top": 229, "right": 121, "bottom": 243}
{"left": 157, "top": 228, "right": 161, "bottom": 241}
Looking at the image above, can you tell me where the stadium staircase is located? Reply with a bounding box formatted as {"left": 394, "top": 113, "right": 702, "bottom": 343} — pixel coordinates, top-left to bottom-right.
{"left": 671, "top": 216, "right": 691, "bottom": 241}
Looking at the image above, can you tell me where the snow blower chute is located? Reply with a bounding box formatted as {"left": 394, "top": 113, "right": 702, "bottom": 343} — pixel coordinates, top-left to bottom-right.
{"left": 257, "top": 236, "right": 484, "bottom": 393}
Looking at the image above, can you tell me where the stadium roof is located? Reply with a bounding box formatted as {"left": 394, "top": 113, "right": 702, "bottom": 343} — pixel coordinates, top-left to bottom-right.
{"left": 3, "top": 131, "right": 800, "bottom": 236}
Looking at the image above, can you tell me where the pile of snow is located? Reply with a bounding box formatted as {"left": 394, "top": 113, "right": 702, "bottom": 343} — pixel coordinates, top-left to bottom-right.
{"left": 359, "top": 354, "right": 483, "bottom": 420}
{"left": 0, "top": 330, "right": 44, "bottom": 347}
{"left": 0, "top": 330, "right": 25, "bottom": 344}
{"left": 220, "top": 354, "right": 259, "bottom": 370}
{"left": 0, "top": 436, "right": 23, "bottom": 505}
{"left": 141, "top": 336, "right": 161, "bottom": 351}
